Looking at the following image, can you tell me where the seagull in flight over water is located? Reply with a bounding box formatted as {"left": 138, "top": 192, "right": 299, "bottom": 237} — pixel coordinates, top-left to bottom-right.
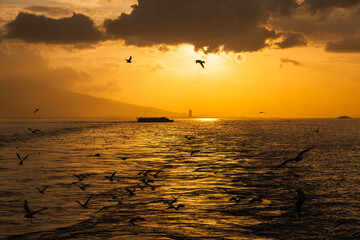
{"left": 36, "top": 186, "right": 48, "bottom": 194}
{"left": 125, "top": 56, "right": 132, "bottom": 63}
{"left": 76, "top": 196, "right": 92, "bottom": 209}
{"left": 23, "top": 200, "right": 47, "bottom": 221}
{"left": 276, "top": 147, "right": 314, "bottom": 169}
{"left": 17, "top": 153, "right": 29, "bottom": 165}
{"left": 33, "top": 108, "right": 39, "bottom": 114}
{"left": 196, "top": 60, "right": 205, "bottom": 68}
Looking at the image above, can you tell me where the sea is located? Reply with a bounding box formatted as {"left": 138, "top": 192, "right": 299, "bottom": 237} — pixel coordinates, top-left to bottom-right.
{"left": 0, "top": 118, "right": 359, "bottom": 240}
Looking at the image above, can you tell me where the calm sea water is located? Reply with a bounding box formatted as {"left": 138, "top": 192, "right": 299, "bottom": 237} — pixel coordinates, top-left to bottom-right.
{"left": 0, "top": 118, "right": 359, "bottom": 240}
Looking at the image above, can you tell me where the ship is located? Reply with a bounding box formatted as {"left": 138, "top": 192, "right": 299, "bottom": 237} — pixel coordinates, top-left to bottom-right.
{"left": 337, "top": 116, "right": 352, "bottom": 119}
{"left": 137, "top": 117, "right": 174, "bottom": 122}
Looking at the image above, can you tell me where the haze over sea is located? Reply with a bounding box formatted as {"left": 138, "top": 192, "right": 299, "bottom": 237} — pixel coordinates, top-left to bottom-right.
{"left": 0, "top": 118, "right": 359, "bottom": 240}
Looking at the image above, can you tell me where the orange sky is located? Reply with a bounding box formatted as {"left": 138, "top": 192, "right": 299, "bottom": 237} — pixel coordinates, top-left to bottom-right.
{"left": 0, "top": 0, "right": 359, "bottom": 118}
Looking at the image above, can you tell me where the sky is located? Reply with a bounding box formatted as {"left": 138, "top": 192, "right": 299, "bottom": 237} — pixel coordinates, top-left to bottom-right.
{"left": 0, "top": 0, "right": 359, "bottom": 118}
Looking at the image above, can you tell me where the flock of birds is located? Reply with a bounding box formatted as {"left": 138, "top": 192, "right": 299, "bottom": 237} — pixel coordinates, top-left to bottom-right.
{"left": 11, "top": 107, "right": 327, "bottom": 240}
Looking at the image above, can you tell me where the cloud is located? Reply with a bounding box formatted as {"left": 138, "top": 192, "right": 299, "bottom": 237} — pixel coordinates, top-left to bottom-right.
{"left": 275, "top": 32, "right": 307, "bottom": 48}
{"left": 280, "top": 58, "right": 303, "bottom": 67}
{"left": 5, "top": 12, "right": 105, "bottom": 44}
{"left": 302, "top": 0, "right": 360, "bottom": 13}
{"left": 104, "top": 0, "right": 285, "bottom": 53}
{"left": 25, "top": 6, "right": 73, "bottom": 17}
{"left": 326, "top": 38, "right": 360, "bottom": 52}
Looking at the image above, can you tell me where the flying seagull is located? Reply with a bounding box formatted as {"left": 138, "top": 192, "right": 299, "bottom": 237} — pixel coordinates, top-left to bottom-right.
{"left": 36, "top": 186, "right": 48, "bottom": 194}
{"left": 17, "top": 153, "right": 29, "bottom": 165}
{"left": 125, "top": 56, "right": 132, "bottom": 63}
{"left": 196, "top": 60, "right": 205, "bottom": 68}
{"left": 276, "top": 147, "right": 314, "bottom": 169}
{"left": 76, "top": 196, "right": 92, "bottom": 209}
{"left": 33, "top": 108, "right": 39, "bottom": 114}
{"left": 28, "top": 128, "right": 41, "bottom": 134}
{"left": 257, "top": 111, "right": 265, "bottom": 115}
{"left": 23, "top": 200, "right": 47, "bottom": 221}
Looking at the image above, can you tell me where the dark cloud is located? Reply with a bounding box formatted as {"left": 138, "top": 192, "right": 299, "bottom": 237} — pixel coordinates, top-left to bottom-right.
{"left": 303, "top": 0, "right": 360, "bottom": 13}
{"left": 6, "top": 12, "right": 105, "bottom": 44}
{"left": 326, "top": 38, "right": 360, "bottom": 52}
{"left": 275, "top": 32, "right": 307, "bottom": 49}
{"left": 25, "top": 6, "right": 73, "bottom": 17}
{"left": 280, "top": 58, "right": 303, "bottom": 67}
{"left": 104, "top": 0, "right": 285, "bottom": 53}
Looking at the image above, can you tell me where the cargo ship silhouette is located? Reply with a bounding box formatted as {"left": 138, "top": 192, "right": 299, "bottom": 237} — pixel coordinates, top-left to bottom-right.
{"left": 137, "top": 117, "right": 174, "bottom": 122}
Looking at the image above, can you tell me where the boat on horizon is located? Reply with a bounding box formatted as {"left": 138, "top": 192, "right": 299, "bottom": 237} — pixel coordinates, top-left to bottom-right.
{"left": 137, "top": 117, "right": 174, "bottom": 123}
{"left": 337, "top": 115, "right": 352, "bottom": 119}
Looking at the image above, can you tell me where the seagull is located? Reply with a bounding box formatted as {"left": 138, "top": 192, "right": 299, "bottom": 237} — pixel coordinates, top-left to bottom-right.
{"left": 73, "top": 174, "right": 86, "bottom": 181}
{"left": 196, "top": 60, "right": 205, "bottom": 68}
{"left": 129, "top": 216, "right": 145, "bottom": 226}
{"left": 33, "top": 108, "right": 39, "bottom": 114}
{"left": 137, "top": 170, "right": 152, "bottom": 177}
{"left": 217, "top": 187, "right": 230, "bottom": 193}
{"left": 257, "top": 111, "right": 265, "bottom": 115}
{"left": 76, "top": 196, "right": 92, "bottom": 209}
{"left": 141, "top": 180, "right": 156, "bottom": 191}
{"left": 105, "top": 171, "right": 117, "bottom": 182}
{"left": 76, "top": 183, "right": 90, "bottom": 191}
{"left": 314, "top": 127, "right": 320, "bottom": 133}
{"left": 36, "top": 186, "right": 48, "bottom": 194}
{"left": 125, "top": 188, "right": 136, "bottom": 196}
{"left": 170, "top": 193, "right": 182, "bottom": 204}
{"left": 249, "top": 195, "right": 263, "bottom": 204}
{"left": 28, "top": 128, "right": 41, "bottom": 134}
{"left": 276, "top": 147, "right": 314, "bottom": 169}
{"left": 229, "top": 196, "right": 244, "bottom": 203}
{"left": 185, "top": 135, "right": 195, "bottom": 140}
{"left": 23, "top": 200, "right": 47, "bottom": 221}
{"left": 190, "top": 150, "right": 200, "bottom": 156}
{"left": 17, "top": 153, "right": 29, "bottom": 165}
{"left": 295, "top": 188, "right": 306, "bottom": 219}
{"left": 125, "top": 56, "right": 132, "bottom": 63}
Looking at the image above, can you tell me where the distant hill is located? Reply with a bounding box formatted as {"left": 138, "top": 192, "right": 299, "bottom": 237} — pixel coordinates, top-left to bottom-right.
{"left": 0, "top": 78, "right": 185, "bottom": 118}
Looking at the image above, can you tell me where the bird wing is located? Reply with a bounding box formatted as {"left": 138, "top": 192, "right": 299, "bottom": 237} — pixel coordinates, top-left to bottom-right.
{"left": 295, "top": 147, "right": 314, "bottom": 159}
{"left": 23, "top": 155, "right": 30, "bottom": 161}
{"left": 42, "top": 186, "right": 48, "bottom": 192}
{"left": 36, "top": 187, "right": 41, "bottom": 192}
{"left": 16, "top": 153, "right": 21, "bottom": 161}
{"left": 125, "top": 188, "right": 132, "bottom": 194}
{"left": 24, "top": 200, "right": 32, "bottom": 215}
{"left": 276, "top": 158, "right": 295, "bottom": 169}
{"left": 111, "top": 171, "right": 117, "bottom": 178}
{"left": 200, "top": 62, "right": 205, "bottom": 68}
{"left": 32, "top": 207, "right": 47, "bottom": 215}
{"left": 129, "top": 56, "right": 132, "bottom": 61}
{"left": 84, "top": 196, "right": 92, "bottom": 206}
{"left": 75, "top": 200, "right": 83, "bottom": 207}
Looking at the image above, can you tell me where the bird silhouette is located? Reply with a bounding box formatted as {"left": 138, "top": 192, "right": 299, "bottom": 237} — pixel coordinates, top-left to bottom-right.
{"left": 76, "top": 183, "right": 90, "bottom": 191}
{"left": 28, "top": 128, "right": 41, "bottom": 134}
{"left": 75, "top": 196, "right": 92, "bottom": 209}
{"left": 190, "top": 150, "right": 200, "bottom": 156}
{"left": 125, "top": 56, "right": 132, "bottom": 63}
{"left": 276, "top": 147, "right": 314, "bottom": 169}
{"left": 105, "top": 171, "right": 118, "bottom": 182}
{"left": 314, "top": 127, "right": 320, "bottom": 133}
{"left": 23, "top": 200, "right": 47, "bottom": 221}
{"left": 229, "top": 196, "right": 244, "bottom": 203}
{"left": 257, "top": 111, "right": 265, "bottom": 115}
{"left": 125, "top": 187, "right": 136, "bottom": 196}
{"left": 196, "top": 60, "right": 205, "bottom": 68}
{"left": 17, "top": 153, "right": 29, "bottom": 165}
{"left": 33, "top": 108, "right": 39, "bottom": 114}
{"left": 36, "top": 186, "right": 48, "bottom": 194}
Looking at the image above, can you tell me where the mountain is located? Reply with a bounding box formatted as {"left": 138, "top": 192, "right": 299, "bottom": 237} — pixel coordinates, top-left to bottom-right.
{"left": 0, "top": 78, "right": 185, "bottom": 118}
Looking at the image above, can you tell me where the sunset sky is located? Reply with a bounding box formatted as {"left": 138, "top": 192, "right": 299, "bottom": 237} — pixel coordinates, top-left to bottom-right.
{"left": 1, "top": 0, "right": 359, "bottom": 118}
